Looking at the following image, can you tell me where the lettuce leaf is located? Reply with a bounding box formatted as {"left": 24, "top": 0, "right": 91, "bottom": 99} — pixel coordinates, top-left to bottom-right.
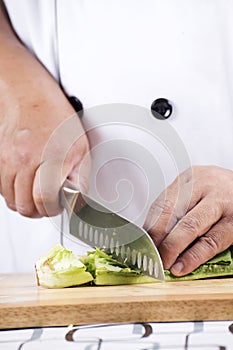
{"left": 36, "top": 244, "right": 233, "bottom": 288}
{"left": 35, "top": 243, "right": 93, "bottom": 288}
{"left": 81, "top": 247, "right": 233, "bottom": 285}
{"left": 80, "top": 248, "right": 155, "bottom": 285}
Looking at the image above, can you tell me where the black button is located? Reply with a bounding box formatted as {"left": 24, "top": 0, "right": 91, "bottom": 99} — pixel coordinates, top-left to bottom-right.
{"left": 68, "top": 96, "right": 83, "bottom": 117}
{"left": 151, "top": 98, "right": 173, "bottom": 120}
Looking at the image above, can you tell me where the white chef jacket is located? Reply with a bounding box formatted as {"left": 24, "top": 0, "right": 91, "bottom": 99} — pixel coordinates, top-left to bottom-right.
{"left": 1, "top": 0, "right": 233, "bottom": 272}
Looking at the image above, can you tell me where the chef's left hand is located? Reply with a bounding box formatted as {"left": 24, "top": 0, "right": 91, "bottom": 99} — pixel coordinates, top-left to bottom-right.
{"left": 144, "top": 165, "right": 233, "bottom": 276}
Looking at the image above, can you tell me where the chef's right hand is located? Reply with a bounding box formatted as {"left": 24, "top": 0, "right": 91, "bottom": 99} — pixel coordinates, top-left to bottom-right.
{"left": 0, "top": 4, "right": 90, "bottom": 218}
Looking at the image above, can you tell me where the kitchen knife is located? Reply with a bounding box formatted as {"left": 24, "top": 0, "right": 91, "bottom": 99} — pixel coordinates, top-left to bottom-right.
{"left": 61, "top": 183, "right": 165, "bottom": 281}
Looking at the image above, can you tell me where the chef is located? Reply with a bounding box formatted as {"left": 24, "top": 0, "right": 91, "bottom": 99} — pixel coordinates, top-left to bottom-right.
{"left": 0, "top": 0, "right": 233, "bottom": 275}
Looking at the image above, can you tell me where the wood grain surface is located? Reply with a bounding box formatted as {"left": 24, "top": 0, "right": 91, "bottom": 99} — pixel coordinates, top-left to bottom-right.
{"left": 0, "top": 273, "right": 232, "bottom": 329}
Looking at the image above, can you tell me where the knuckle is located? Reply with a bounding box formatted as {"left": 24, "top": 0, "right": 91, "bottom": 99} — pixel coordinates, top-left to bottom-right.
{"left": 6, "top": 202, "right": 16, "bottom": 211}
{"left": 0, "top": 150, "right": 9, "bottom": 165}
{"left": 159, "top": 240, "right": 180, "bottom": 269}
{"left": 190, "top": 165, "right": 199, "bottom": 175}
{"left": 199, "top": 234, "right": 220, "bottom": 255}
{"left": 183, "top": 247, "right": 204, "bottom": 268}
{"left": 147, "top": 198, "right": 176, "bottom": 228}
{"left": 33, "top": 192, "right": 60, "bottom": 217}
{"left": 148, "top": 230, "right": 161, "bottom": 246}
{"left": 16, "top": 204, "right": 34, "bottom": 217}
{"left": 179, "top": 215, "right": 200, "bottom": 233}
{"left": 181, "top": 167, "right": 193, "bottom": 183}
{"left": 16, "top": 149, "right": 31, "bottom": 166}
{"left": 162, "top": 199, "right": 175, "bottom": 215}
{"left": 223, "top": 215, "right": 233, "bottom": 225}
{"left": 155, "top": 198, "right": 175, "bottom": 219}
{"left": 160, "top": 239, "right": 175, "bottom": 255}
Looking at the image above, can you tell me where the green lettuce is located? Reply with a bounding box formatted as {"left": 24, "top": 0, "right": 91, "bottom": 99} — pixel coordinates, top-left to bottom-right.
{"left": 36, "top": 244, "right": 233, "bottom": 288}
{"left": 80, "top": 247, "right": 233, "bottom": 285}
{"left": 35, "top": 243, "right": 93, "bottom": 288}
{"left": 80, "top": 248, "right": 155, "bottom": 285}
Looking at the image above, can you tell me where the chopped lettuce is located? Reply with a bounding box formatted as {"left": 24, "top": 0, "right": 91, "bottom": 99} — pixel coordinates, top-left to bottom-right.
{"left": 80, "top": 247, "right": 233, "bottom": 285}
{"left": 80, "top": 248, "right": 155, "bottom": 285}
{"left": 35, "top": 243, "right": 93, "bottom": 288}
{"left": 35, "top": 244, "right": 233, "bottom": 288}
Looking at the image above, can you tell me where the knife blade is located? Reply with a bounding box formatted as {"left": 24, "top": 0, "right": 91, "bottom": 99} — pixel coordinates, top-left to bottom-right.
{"left": 61, "top": 184, "right": 165, "bottom": 281}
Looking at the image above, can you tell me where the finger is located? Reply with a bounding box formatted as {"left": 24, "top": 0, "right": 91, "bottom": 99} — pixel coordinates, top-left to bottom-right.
{"left": 33, "top": 136, "right": 90, "bottom": 217}
{"left": 145, "top": 168, "right": 197, "bottom": 230}
{"left": 33, "top": 114, "right": 89, "bottom": 217}
{"left": 32, "top": 149, "right": 85, "bottom": 217}
{"left": 170, "top": 216, "right": 233, "bottom": 276}
{"left": 145, "top": 178, "right": 200, "bottom": 246}
{"left": 144, "top": 177, "right": 180, "bottom": 233}
{"left": 33, "top": 160, "right": 64, "bottom": 217}
{"left": 0, "top": 169, "right": 16, "bottom": 211}
{"left": 158, "top": 195, "right": 223, "bottom": 269}
{"left": 145, "top": 166, "right": 196, "bottom": 231}
{"left": 14, "top": 167, "right": 41, "bottom": 217}
{"left": 144, "top": 166, "right": 194, "bottom": 232}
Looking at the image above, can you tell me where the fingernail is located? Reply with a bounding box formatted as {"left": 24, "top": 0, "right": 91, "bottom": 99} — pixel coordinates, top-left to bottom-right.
{"left": 171, "top": 261, "right": 184, "bottom": 275}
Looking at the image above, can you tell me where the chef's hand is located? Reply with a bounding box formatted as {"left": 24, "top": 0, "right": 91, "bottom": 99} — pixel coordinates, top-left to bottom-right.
{"left": 0, "top": 5, "right": 89, "bottom": 218}
{"left": 144, "top": 165, "right": 233, "bottom": 276}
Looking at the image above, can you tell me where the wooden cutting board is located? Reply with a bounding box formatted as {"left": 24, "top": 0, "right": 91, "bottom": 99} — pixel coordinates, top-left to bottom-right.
{"left": 0, "top": 273, "right": 232, "bottom": 329}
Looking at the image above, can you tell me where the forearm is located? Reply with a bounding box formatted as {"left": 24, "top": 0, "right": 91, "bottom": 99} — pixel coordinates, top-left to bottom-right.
{"left": 0, "top": 0, "right": 16, "bottom": 37}
{"left": 0, "top": 1, "right": 39, "bottom": 78}
{"left": 0, "top": 2, "right": 72, "bottom": 122}
{"left": 0, "top": 2, "right": 89, "bottom": 218}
